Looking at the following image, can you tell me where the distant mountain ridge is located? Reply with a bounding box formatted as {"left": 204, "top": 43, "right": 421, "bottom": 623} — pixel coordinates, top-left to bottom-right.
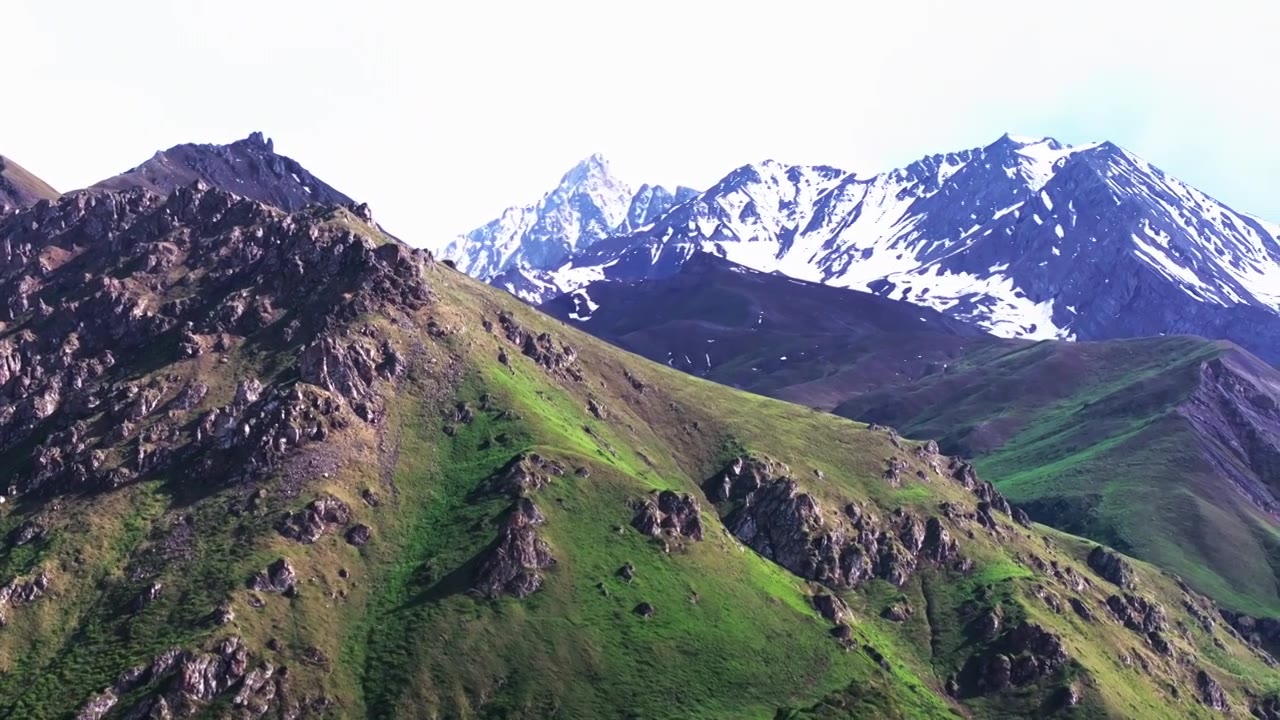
{"left": 91, "top": 131, "right": 355, "bottom": 212}
{"left": 441, "top": 154, "right": 697, "bottom": 285}
{"left": 454, "top": 134, "right": 1280, "bottom": 364}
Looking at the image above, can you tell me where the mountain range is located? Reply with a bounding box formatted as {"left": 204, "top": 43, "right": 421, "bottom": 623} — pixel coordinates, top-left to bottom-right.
{"left": 449, "top": 134, "right": 1280, "bottom": 365}
{"left": 0, "top": 133, "right": 1278, "bottom": 717}
{"left": 541, "top": 254, "right": 1280, "bottom": 623}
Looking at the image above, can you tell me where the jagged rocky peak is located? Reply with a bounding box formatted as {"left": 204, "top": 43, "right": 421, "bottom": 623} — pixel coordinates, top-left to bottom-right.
{"left": 89, "top": 131, "right": 356, "bottom": 213}
{"left": 442, "top": 153, "right": 698, "bottom": 280}
{"left": 491, "top": 132, "right": 1280, "bottom": 362}
{"left": 0, "top": 182, "right": 430, "bottom": 497}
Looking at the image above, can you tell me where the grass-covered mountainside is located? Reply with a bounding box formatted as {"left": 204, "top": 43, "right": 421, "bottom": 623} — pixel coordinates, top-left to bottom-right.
{"left": 836, "top": 337, "right": 1280, "bottom": 621}
{"left": 0, "top": 154, "right": 59, "bottom": 211}
{"left": 0, "top": 187, "right": 1277, "bottom": 719}
{"left": 542, "top": 256, "right": 1280, "bottom": 628}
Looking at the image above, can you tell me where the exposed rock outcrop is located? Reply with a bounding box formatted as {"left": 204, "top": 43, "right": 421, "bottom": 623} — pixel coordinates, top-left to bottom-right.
{"left": 75, "top": 635, "right": 287, "bottom": 719}
{"left": 277, "top": 494, "right": 352, "bottom": 543}
{"left": 248, "top": 558, "right": 298, "bottom": 596}
{"left": 1088, "top": 546, "right": 1136, "bottom": 589}
{"left": 1196, "top": 669, "right": 1229, "bottom": 711}
{"left": 474, "top": 498, "right": 555, "bottom": 599}
{"left": 705, "top": 456, "right": 963, "bottom": 590}
{"left": 631, "top": 490, "right": 704, "bottom": 541}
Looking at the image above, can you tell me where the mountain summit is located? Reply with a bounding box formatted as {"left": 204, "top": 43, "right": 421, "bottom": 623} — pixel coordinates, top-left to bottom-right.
{"left": 458, "top": 134, "right": 1280, "bottom": 363}
{"left": 90, "top": 131, "right": 355, "bottom": 212}
{"left": 440, "top": 154, "right": 697, "bottom": 285}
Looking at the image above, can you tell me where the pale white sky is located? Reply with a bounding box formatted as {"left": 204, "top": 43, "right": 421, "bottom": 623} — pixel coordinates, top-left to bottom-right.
{"left": 6, "top": 0, "right": 1278, "bottom": 249}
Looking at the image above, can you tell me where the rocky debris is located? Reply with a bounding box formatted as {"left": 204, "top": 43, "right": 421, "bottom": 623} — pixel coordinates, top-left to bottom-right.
{"left": 345, "top": 524, "right": 371, "bottom": 546}
{"left": 1088, "top": 545, "right": 1136, "bottom": 588}
{"left": 213, "top": 601, "right": 235, "bottom": 626}
{"left": 131, "top": 581, "right": 164, "bottom": 612}
{"left": 360, "top": 488, "right": 381, "bottom": 506}
{"left": 1254, "top": 693, "right": 1280, "bottom": 719}
{"left": 1031, "top": 585, "right": 1063, "bottom": 613}
{"left": 631, "top": 490, "right": 703, "bottom": 541}
{"left": 0, "top": 570, "right": 51, "bottom": 607}
{"left": 0, "top": 184, "right": 431, "bottom": 497}
{"left": 1147, "top": 631, "right": 1174, "bottom": 656}
{"left": 633, "top": 602, "right": 655, "bottom": 618}
{"left": 496, "top": 312, "right": 582, "bottom": 380}
{"left": 1011, "top": 507, "right": 1032, "bottom": 527}
{"left": 979, "top": 654, "right": 1012, "bottom": 692}
{"left": 1196, "top": 669, "right": 1230, "bottom": 711}
{"left": 248, "top": 558, "right": 298, "bottom": 596}
{"left": 484, "top": 453, "right": 565, "bottom": 497}
{"left": 587, "top": 397, "right": 608, "bottom": 419}
{"left": 830, "top": 624, "right": 854, "bottom": 645}
{"left": 706, "top": 456, "right": 960, "bottom": 591}
{"left": 1069, "top": 597, "right": 1096, "bottom": 622}
{"left": 1059, "top": 683, "right": 1083, "bottom": 708}
{"left": 618, "top": 563, "right": 636, "bottom": 582}
{"left": 1183, "top": 600, "right": 1216, "bottom": 633}
{"left": 974, "top": 606, "right": 1003, "bottom": 640}
{"left": 863, "top": 644, "right": 891, "bottom": 669}
{"left": 812, "top": 592, "right": 851, "bottom": 624}
{"left": 277, "top": 494, "right": 352, "bottom": 543}
{"left": 969, "top": 621, "right": 1070, "bottom": 696}
{"left": 920, "top": 517, "right": 959, "bottom": 563}
{"left": 1220, "top": 609, "right": 1280, "bottom": 656}
{"left": 1105, "top": 593, "right": 1167, "bottom": 634}
{"left": 474, "top": 498, "right": 555, "bottom": 599}
{"left": 75, "top": 635, "right": 284, "bottom": 720}
{"left": 8, "top": 518, "right": 46, "bottom": 547}
{"left": 882, "top": 602, "right": 913, "bottom": 622}
{"left": 883, "top": 457, "right": 909, "bottom": 487}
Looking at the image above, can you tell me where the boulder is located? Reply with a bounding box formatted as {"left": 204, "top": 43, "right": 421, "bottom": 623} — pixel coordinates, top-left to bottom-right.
{"left": 1088, "top": 546, "right": 1136, "bottom": 588}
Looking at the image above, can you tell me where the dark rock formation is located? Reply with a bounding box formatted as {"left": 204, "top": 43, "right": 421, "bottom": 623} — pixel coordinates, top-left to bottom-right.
{"left": 495, "top": 312, "right": 582, "bottom": 380}
{"left": 633, "top": 602, "right": 655, "bottom": 618}
{"left": 0, "top": 182, "right": 431, "bottom": 498}
{"left": 706, "top": 456, "right": 961, "bottom": 591}
{"left": 345, "top": 524, "right": 372, "bottom": 547}
{"left": 1088, "top": 546, "right": 1136, "bottom": 588}
{"left": 812, "top": 593, "right": 851, "bottom": 624}
{"left": 249, "top": 558, "right": 298, "bottom": 595}
{"left": 75, "top": 635, "right": 283, "bottom": 720}
{"left": 474, "top": 498, "right": 555, "bottom": 599}
{"left": 277, "top": 494, "right": 352, "bottom": 543}
{"left": 484, "top": 453, "right": 565, "bottom": 497}
{"left": 1196, "top": 669, "right": 1229, "bottom": 711}
{"left": 969, "top": 621, "right": 1070, "bottom": 696}
{"left": 90, "top": 132, "right": 355, "bottom": 213}
{"left": 631, "top": 490, "right": 703, "bottom": 541}
{"left": 882, "top": 602, "right": 913, "bottom": 622}
{"left": 1105, "top": 593, "right": 1167, "bottom": 634}
{"left": 1069, "top": 597, "right": 1095, "bottom": 622}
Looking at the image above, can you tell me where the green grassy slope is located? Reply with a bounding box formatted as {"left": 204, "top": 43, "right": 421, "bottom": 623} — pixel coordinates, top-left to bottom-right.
{"left": 0, "top": 247, "right": 1276, "bottom": 718}
{"left": 836, "top": 336, "right": 1280, "bottom": 617}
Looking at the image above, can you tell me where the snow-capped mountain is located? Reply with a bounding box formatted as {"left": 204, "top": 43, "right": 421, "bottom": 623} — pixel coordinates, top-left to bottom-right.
{"left": 466, "top": 134, "right": 1280, "bottom": 363}
{"left": 441, "top": 154, "right": 696, "bottom": 281}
